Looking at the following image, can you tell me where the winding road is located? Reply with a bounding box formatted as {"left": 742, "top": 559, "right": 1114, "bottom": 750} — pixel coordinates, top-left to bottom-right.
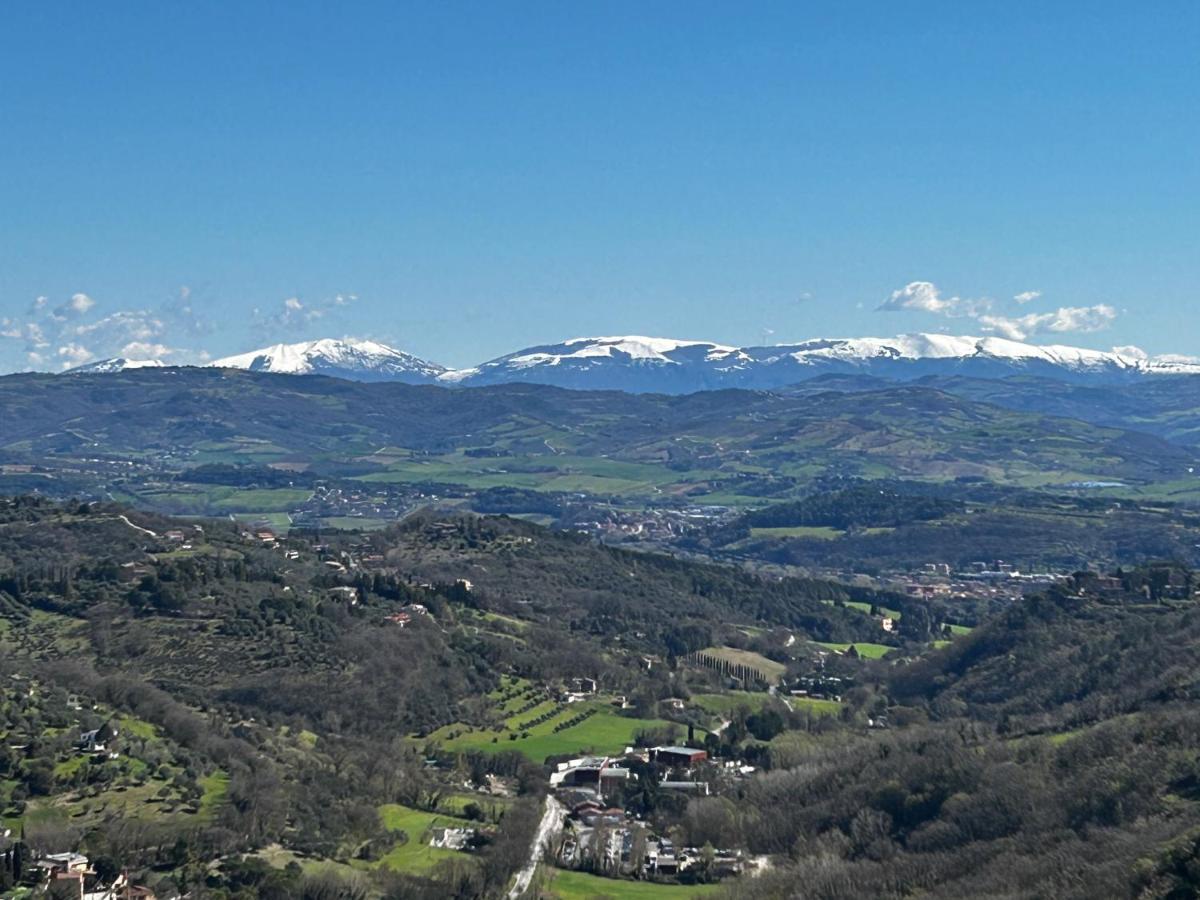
{"left": 508, "top": 795, "right": 565, "bottom": 898}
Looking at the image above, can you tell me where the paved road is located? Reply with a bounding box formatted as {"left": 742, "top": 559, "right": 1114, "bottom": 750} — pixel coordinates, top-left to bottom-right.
{"left": 508, "top": 795, "right": 565, "bottom": 898}
{"left": 116, "top": 514, "right": 158, "bottom": 538}
{"left": 769, "top": 683, "right": 793, "bottom": 711}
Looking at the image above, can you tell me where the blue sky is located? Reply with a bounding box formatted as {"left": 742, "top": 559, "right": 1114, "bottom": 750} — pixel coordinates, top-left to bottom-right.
{"left": 1, "top": 2, "right": 1197, "bottom": 370}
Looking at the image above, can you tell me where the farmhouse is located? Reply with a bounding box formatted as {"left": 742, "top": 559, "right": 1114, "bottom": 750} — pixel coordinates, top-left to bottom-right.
{"left": 649, "top": 745, "right": 707, "bottom": 768}
{"left": 77, "top": 722, "right": 118, "bottom": 755}
{"left": 430, "top": 826, "right": 474, "bottom": 849}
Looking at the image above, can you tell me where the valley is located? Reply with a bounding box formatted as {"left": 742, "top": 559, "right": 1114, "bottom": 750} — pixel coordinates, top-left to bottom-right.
{"left": 4, "top": 368, "right": 1200, "bottom": 899}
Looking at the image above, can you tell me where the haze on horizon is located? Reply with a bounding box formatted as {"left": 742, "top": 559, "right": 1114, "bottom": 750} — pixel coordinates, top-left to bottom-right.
{"left": 1, "top": 2, "right": 1197, "bottom": 372}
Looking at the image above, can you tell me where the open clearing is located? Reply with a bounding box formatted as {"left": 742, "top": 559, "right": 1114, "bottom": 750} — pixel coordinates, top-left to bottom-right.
{"left": 542, "top": 867, "right": 722, "bottom": 899}
{"left": 813, "top": 641, "right": 895, "bottom": 659}
{"left": 375, "top": 803, "right": 476, "bottom": 873}
{"left": 750, "top": 525, "right": 843, "bottom": 540}
{"left": 425, "top": 684, "right": 677, "bottom": 763}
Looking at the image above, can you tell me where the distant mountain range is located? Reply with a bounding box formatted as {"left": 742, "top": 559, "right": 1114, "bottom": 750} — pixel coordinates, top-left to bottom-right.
{"left": 69, "top": 333, "right": 1200, "bottom": 392}
{"left": 209, "top": 338, "right": 448, "bottom": 382}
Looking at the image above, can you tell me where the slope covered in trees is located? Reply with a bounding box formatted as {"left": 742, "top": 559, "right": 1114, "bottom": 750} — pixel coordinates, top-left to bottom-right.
{"left": 720, "top": 575, "right": 1200, "bottom": 899}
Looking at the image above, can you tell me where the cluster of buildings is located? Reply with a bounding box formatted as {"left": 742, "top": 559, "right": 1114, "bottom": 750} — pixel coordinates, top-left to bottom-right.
{"left": 384, "top": 603, "right": 429, "bottom": 627}
{"left": 548, "top": 744, "right": 746, "bottom": 883}
{"left": 289, "top": 483, "right": 421, "bottom": 528}
{"left": 569, "top": 505, "right": 732, "bottom": 543}
{"left": 842, "top": 560, "right": 1073, "bottom": 603}
{"left": 0, "top": 847, "right": 160, "bottom": 899}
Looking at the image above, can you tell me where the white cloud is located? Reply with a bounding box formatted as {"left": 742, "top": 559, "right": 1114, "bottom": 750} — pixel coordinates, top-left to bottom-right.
{"left": 1, "top": 289, "right": 213, "bottom": 371}
{"left": 879, "top": 280, "right": 1120, "bottom": 342}
{"left": 252, "top": 292, "right": 358, "bottom": 337}
{"left": 120, "top": 341, "right": 174, "bottom": 359}
{"left": 56, "top": 343, "right": 94, "bottom": 369}
{"left": 878, "top": 281, "right": 960, "bottom": 315}
{"left": 977, "top": 304, "right": 1117, "bottom": 341}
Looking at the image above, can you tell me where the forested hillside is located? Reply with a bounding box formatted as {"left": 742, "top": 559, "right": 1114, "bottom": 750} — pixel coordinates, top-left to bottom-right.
{"left": 723, "top": 575, "right": 1200, "bottom": 899}
{"left": 0, "top": 496, "right": 921, "bottom": 897}
{"left": 4, "top": 498, "right": 1200, "bottom": 897}
{"left": 2, "top": 369, "right": 1197, "bottom": 519}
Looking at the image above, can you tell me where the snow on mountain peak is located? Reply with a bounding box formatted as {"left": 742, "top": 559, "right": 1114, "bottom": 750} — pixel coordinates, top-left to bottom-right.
{"left": 446, "top": 332, "right": 1200, "bottom": 391}
{"left": 60, "top": 332, "right": 1200, "bottom": 391}
{"left": 495, "top": 335, "right": 745, "bottom": 370}
{"left": 209, "top": 338, "right": 446, "bottom": 382}
{"left": 66, "top": 357, "right": 168, "bottom": 374}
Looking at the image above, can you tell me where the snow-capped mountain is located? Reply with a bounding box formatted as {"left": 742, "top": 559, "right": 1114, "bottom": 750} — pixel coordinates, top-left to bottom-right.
{"left": 209, "top": 338, "right": 446, "bottom": 383}
{"left": 445, "top": 333, "right": 1200, "bottom": 392}
{"left": 441, "top": 336, "right": 754, "bottom": 393}
{"left": 64, "top": 333, "right": 1200, "bottom": 392}
{"left": 66, "top": 357, "right": 168, "bottom": 374}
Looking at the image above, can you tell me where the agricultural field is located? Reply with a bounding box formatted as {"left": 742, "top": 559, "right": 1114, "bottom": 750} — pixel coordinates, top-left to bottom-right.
{"left": 813, "top": 641, "right": 895, "bottom": 659}
{"left": 541, "top": 867, "right": 722, "bottom": 899}
{"left": 693, "top": 647, "right": 787, "bottom": 682}
{"left": 122, "top": 484, "right": 311, "bottom": 516}
{"left": 427, "top": 704, "right": 674, "bottom": 763}
{"left": 750, "top": 525, "right": 843, "bottom": 540}
{"left": 688, "top": 692, "right": 778, "bottom": 718}
{"left": 787, "top": 696, "right": 843, "bottom": 717}
{"left": 355, "top": 451, "right": 725, "bottom": 498}
{"left": 424, "top": 680, "right": 677, "bottom": 762}
{"left": 0, "top": 677, "right": 229, "bottom": 834}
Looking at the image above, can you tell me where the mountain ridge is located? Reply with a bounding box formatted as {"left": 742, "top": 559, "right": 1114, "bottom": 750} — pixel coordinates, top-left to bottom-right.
{"left": 67, "top": 332, "right": 1200, "bottom": 392}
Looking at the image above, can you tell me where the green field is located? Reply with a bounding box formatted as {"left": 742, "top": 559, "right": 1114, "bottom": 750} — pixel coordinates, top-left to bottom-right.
{"left": 439, "top": 792, "right": 510, "bottom": 820}
{"left": 542, "top": 868, "right": 722, "bottom": 899}
{"left": 813, "top": 641, "right": 895, "bottom": 659}
{"left": 788, "top": 696, "right": 843, "bottom": 716}
{"left": 428, "top": 702, "right": 674, "bottom": 762}
{"left": 129, "top": 485, "right": 311, "bottom": 516}
{"left": 842, "top": 600, "right": 902, "bottom": 619}
{"left": 688, "top": 692, "right": 776, "bottom": 717}
{"left": 376, "top": 803, "right": 477, "bottom": 872}
{"left": 750, "top": 525, "right": 843, "bottom": 540}
{"left": 355, "top": 451, "right": 727, "bottom": 498}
